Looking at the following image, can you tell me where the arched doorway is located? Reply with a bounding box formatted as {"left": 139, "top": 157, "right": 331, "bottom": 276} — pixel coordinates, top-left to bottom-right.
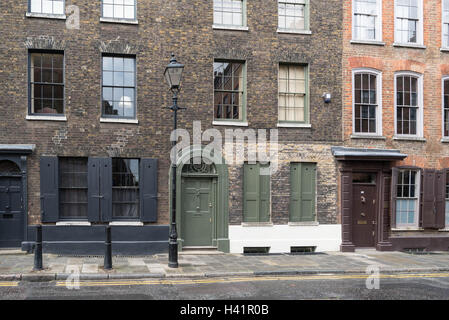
{"left": 174, "top": 146, "right": 230, "bottom": 252}
{"left": 0, "top": 160, "right": 24, "bottom": 247}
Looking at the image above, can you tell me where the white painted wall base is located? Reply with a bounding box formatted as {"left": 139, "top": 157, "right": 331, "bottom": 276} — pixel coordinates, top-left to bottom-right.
{"left": 229, "top": 224, "right": 342, "bottom": 253}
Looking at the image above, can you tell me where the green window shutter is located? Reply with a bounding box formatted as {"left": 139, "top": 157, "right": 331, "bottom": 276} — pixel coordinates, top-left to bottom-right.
{"left": 300, "top": 163, "right": 316, "bottom": 222}
{"left": 259, "top": 164, "right": 271, "bottom": 223}
{"left": 290, "top": 163, "right": 302, "bottom": 222}
{"left": 290, "top": 163, "right": 316, "bottom": 222}
{"left": 243, "top": 164, "right": 260, "bottom": 222}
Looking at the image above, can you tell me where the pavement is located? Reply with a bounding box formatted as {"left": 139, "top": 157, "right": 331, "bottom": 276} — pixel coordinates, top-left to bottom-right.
{"left": 0, "top": 249, "right": 448, "bottom": 282}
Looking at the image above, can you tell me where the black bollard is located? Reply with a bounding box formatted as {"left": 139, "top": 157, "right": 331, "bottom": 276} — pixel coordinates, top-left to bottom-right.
{"left": 104, "top": 225, "right": 112, "bottom": 270}
{"left": 33, "top": 225, "right": 43, "bottom": 271}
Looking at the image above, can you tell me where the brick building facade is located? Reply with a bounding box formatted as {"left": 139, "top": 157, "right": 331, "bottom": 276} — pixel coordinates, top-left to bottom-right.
{"left": 0, "top": 0, "right": 343, "bottom": 254}
{"left": 339, "top": 0, "right": 449, "bottom": 251}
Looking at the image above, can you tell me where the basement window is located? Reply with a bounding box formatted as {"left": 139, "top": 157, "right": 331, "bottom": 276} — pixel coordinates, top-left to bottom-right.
{"left": 290, "top": 246, "right": 316, "bottom": 254}
{"left": 243, "top": 247, "right": 270, "bottom": 255}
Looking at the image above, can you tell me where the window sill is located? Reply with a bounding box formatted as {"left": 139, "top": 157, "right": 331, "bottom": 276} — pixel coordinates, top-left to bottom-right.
{"left": 277, "top": 28, "right": 312, "bottom": 35}
{"left": 212, "top": 24, "right": 249, "bottom": 32}
{"left": 100, "top": 118, "right": 138, "bottom": 124}
{"left": 212, "top": 120, "right": 248, "bottom": 127}
{"left": 241, "top": 222, "right": 273, "bottom": 227}
{"left": 441, "top": 137, "right": 449, "bottom": 143}
{"left": 288, "top": 221, "right": 318, "bottom": 226}
{"left": 100, "top": 17, "right": 139, "bottom": 25}
{"left": 56, "top": 221, "right": 91, "bottom": 226}
{"left": 350, "top": 39, "right": 385, "bottom": 46}
{"left": 25, "top": 12, "right": 66, "bottom": 20}
{"left": 391, "top": 227, "right": 423, "bottom": 231}
{"left": 26, "top": 115, "right": 67, "bottom": 122}
{"left": 441, "top": 48, "right": 449, "bottom": 52}
{"left": 277, "top": 123, "right": 311, "bottom": 128}
{"left": 109, "top": 221, "right": 143, "bottom": 226}
{"left": 393, "top": 135, "right": 426, "bottom": 142}
{"left": 393, "top": 43, "right": 426, "bottom": 49}
{"left": 351, "top": 134, "right": 386, "bottom": 140}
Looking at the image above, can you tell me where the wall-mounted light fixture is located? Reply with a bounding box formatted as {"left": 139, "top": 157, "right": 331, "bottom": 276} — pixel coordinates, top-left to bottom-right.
{"left": 322, "top": 93, "right": 331, "bottom": 103}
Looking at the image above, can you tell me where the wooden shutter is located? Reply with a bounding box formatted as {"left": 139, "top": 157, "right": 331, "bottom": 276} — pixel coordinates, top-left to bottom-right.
{"left": 140, "top": 159, "right": 158, "bottom": 223}
{"left": 290, "top": 163, "right": 316, "bottom": 222}
{"left": 243, "top": 164, "right": 260, "bottom": 222}
{"left": 300, "top": 163, "right": 316, "bottom": 222}
{"left": 289, "top": 163, "right": 301, "bottom": 222}
{"left": 390, "top": 167, "right": 399, "bottom": 229}
{"left": 422, "top": 169, "right": 436, "bottom": 229}
{"left": 100, "top": 158, "right": 112, "bottom": 222}
{"left": 259, "top": 164, "right": 270, "bottom": 223}
{"left": 435, "top": 169, "right": 446, "bottom": 229}
{"left": 87, "top": 158, "right": 101, "bottom": 222}
{"left": 40, "top": 157, "right": 59, "bottom": 222}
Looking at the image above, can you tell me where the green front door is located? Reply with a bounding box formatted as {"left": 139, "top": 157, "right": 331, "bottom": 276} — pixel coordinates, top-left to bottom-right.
{"left": 182, "top": 177, "right": 214, "bottom": 247}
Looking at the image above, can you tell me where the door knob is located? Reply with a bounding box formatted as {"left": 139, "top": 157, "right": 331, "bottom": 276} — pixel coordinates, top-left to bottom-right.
{"left": 361, "top": 196, "right": 366, "bottom": 203}
{"left": 209, "top": 203, "right": 213, "bottom": 208}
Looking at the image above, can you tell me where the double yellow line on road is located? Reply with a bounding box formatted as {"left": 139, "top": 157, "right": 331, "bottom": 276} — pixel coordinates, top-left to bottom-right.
{"left": 0, "top": 282, "right": 19, "bottom": 287}
{"left": 54, "top": 272, "right": 449, "bottom": 288}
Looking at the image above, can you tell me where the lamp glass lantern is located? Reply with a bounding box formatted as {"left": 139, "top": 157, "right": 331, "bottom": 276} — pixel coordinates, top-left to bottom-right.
{"left": 164, "top": 55, "right": 185, "bottom": 91}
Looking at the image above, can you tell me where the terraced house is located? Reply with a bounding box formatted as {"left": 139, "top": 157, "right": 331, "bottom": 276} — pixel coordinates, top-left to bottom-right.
{"left": 337, "top": 0, "right": 449, "bottom": 252}
{"left": 0, "top": 0, "right": 344, "bottom": 254}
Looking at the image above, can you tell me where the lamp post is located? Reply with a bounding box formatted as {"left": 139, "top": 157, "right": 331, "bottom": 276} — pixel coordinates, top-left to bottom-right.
{"left": 164, "top": 54, "right": 185, "bottom": 268}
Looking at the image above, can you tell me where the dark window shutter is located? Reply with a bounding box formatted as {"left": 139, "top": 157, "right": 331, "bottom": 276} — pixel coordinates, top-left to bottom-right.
{"left": 435, "top": 169, "right": 446, "bottom": 229}
{"left": 100, "top": 158, "right": 112, "bottom": 222}
{"left": 140, "top": 159, "right": 158, "bottom": 223}
{"left": 390, "top": 167, "right": 399, "bottom": 229}
{"left": 40, "top": 157, "right": 59, "bottom": 222}
{"left": 422, "top": 169, "right": 436, "bottom": 229}
{"left": 243, "top": 164, "right": 260, "bottom": 222}
{"left": 87, "top": 158, "right": 101, "bottom": 222}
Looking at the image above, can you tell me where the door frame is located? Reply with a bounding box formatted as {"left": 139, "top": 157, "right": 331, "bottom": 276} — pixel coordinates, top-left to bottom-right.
{"left": 171, "top": 145, "right": 230, "bottom": 252}
{"left": 338, "top": 161, "right": 393, "bottom": 252}
{"left": 0, "top": 155, "right": 29, "bottom": 248}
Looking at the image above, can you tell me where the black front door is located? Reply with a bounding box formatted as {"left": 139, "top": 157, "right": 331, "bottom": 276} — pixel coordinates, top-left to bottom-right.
{"left": 0, "top": 176, "right": 24, "bottom": 247}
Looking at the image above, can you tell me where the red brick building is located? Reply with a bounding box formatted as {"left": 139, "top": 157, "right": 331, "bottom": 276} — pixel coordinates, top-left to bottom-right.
{"left": 336, "top": 0, "right": 449, "bottom": 251}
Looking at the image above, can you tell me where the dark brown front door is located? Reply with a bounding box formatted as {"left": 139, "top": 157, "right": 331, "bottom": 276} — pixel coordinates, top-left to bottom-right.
{"left": 352, "top": 179, "right": 377, "bottom": 248}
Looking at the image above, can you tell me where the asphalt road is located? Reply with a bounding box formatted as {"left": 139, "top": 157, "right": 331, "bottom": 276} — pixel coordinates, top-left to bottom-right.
{"left": 0, "top": 273, "right": 449, "bottom": 300}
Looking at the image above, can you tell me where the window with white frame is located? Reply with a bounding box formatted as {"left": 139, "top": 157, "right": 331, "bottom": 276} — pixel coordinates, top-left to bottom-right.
{"left": 353, "top": 71, "right": 381, "bottom": 134}
{"left": 213, "top": 0, "right": 244, "bottom": 27}
{"left": 396, "top": 169, "right": 419, "bottom": 227}
{"left": 395, "top": 73, "right": 422, "bottom": 136}
{"left": 443, "top": 0, "right": 449, "bottom": 48}
{"left": 102, "top": 55, "right": 136, "bottom": 119}
{"left": 278, "top": 0, "right": 309, "bottom": 32}
{"left": 352, "top": 0, "right": 382, "bottom": 41}
{"left": 395, "top": 0, "right": 422, "bottom": 45}
{"left": 444, "top": 78, "right": 449, "bottom": 137}
{"left": 102, "top": 0, "right": 136, "bottom": 20}
{"left": 30, "top": 0, "right": 64, "bottom": 15}
{"left": 279, "top": 64, "right": 308, "bottom": 123}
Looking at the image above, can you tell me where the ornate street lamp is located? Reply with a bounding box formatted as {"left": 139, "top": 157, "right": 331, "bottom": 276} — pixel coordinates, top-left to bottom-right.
{"left": 164, "top": 54, "right": 185, "bottom": 268}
